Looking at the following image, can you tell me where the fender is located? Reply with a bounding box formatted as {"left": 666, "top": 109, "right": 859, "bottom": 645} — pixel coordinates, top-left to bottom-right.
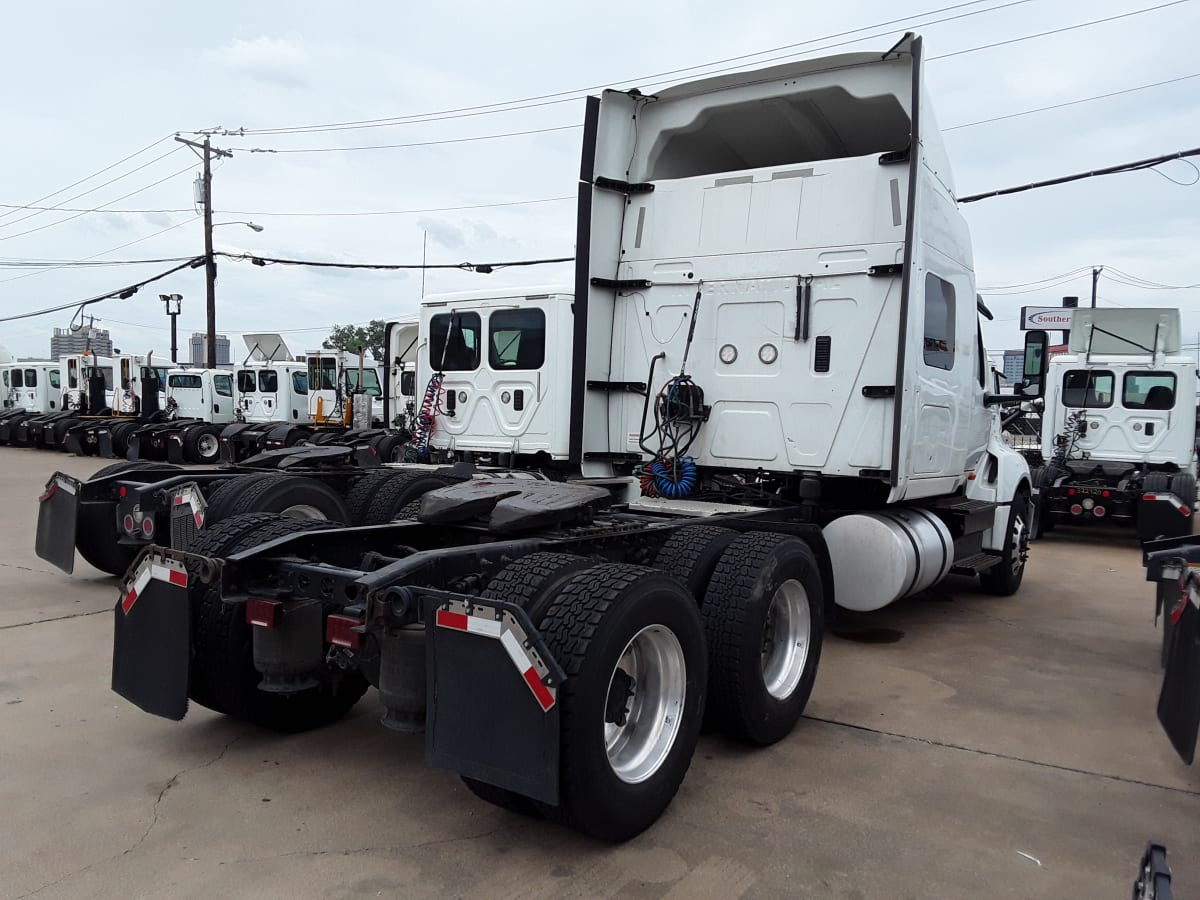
{"left": 966, "top": 430, "right": 1031, "bottom": 551}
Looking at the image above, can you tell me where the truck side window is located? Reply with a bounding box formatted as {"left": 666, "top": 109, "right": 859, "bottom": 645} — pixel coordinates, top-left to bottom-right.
{"left": 169, "top": 375, "right": 203, "bottom": 389}
{"left": 238, "top": 371, "right": 256, "bottom": 394}
{"left": 291, "top": 372, "right": 308, "bottom": 395}
{"left": 1123, "top": 372, "right": 1175, "bottom": 410}
{"left": 1062, "top": 370, "right": 1114, "bottom": 408}
{"left": 429, "top": 312, "right": 481, "bottom": 371}
{"left": 49, "top": 370, "right": 59, "bottom": 389}
{"left": 214, "top": 374, "right": 234, "bottom": 397}
{"left": 102, "top": 368, "right": 114, "bottom": 392}
{"left": 259, "top": 370, "right": 278, "bottom": 393}
{"left": 923, "top": 273, "right": 956, "bottom": 370}
{"left": 489, "top": 309, "right": 546, "bottom": 370}
{"left": 24, "top": 369, "right": 36, "bottom": 387}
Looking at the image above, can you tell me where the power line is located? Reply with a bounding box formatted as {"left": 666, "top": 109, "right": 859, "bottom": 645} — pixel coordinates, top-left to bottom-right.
{"left": 241, "top": 123, "right": 582, "bottom": 155}
{"left": 943, "top": 71, "right": 1200, "bottom": 131}
{"left": 0, "top": 135, "right": 173, "bottom": 223}
{"left": 0, "top": 258, "right": 203, "bottom": 324}
{"left": 0, "top": 146, "right": 186, "bottom": 233}
{"left": 0, "top": 196, "right": 577, "bottom": 217}
{"left": 929, "top": 0, "right": 1191, "bottom": 61}
{"left": 218, "top": 251, "right": 574, "bottom": 272}
{"left": 0, "top": 217, "right": 201, "bottom": 285}
{"left": 0, "top": 162, "right": 197, "bottom": 242}
{"left": 958, "top": 145, "right": 1200, "bottom": 203}
{"left": 0, "top": 256, "right": 195, "bottom": 269}
{"left": 1102, "top": 268, "right": 1200, "bottom": 290}
{"left": 214, "top": 0, "right": 1032, "bottom": 137}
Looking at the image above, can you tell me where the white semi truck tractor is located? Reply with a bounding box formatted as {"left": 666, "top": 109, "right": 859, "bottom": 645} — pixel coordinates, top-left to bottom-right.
{"left": 43, "top": 34, "right": 1041, "bottom": 841}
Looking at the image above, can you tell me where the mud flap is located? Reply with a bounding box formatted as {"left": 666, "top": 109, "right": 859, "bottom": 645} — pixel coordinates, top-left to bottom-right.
{"left": 424, "top": 595, "right": 564, "bottom": 805}
{"left": 1139, "top": 493, "right": 1193, "bottom": 543}
{"left": 63, "top": 428, "right": 86, "bottom": 455}
{"left": 167, "top": 434, "right": 186, "bottom": 464}
{"left": 1159, "top": 587, "right": 1200, "bottom": 764}
{"left": 97, "top": 429, "right": 115, "bottom": 459}
{"left": 35, "top": 474, "right": 81, "bottom": 573}
{"left": 111, "top": 550, "right": 194, "bottom": 720}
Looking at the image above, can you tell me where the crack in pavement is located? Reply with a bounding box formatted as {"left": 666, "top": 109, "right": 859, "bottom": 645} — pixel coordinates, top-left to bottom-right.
{"left": 0, "top": 608, "right": 109, "bottom": 631}
{"left": 225, "top": 822, "right": 508, "bottom": 866}
{"left": 0, "top": 561, "right": 60, "bottom": 577}
{"left": 805, "top": 714, "right": 1200, "bottom": 797}
{"left": 13, "top": 736, "right": 241, "bottom": 899}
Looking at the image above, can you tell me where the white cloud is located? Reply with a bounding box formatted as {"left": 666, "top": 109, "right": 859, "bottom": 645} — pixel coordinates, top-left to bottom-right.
{"left": 203, "top": 36, "right": 309, "bottom": 88}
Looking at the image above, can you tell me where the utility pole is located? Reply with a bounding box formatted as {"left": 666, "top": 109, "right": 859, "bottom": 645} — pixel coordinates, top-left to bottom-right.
{"left": 175, "top": 135, "right": 232, "bottom": 368}
{"left": 1091, "top": 266, "right": 1103, "bottom": 308}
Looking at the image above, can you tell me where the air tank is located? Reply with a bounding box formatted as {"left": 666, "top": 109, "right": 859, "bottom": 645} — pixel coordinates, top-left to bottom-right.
{"left": 822, "top": 507, "right": 953, "bottom": 611}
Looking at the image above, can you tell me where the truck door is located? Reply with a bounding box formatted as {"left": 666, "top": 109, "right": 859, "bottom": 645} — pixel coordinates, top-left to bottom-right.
{"left": 237, "top": 369, "right": 260, "bottom": 418}
{"left": 1121, "top": 371, "right": 1177, "bottom": 456}
{"left": 428, "top": 311, "right": 482, "bottom": 450}
{"left": 258, "top": 369, "right": 281, "bottom": 420}
{"left": 484, "top": 306, "right": 553, "bottom": 451}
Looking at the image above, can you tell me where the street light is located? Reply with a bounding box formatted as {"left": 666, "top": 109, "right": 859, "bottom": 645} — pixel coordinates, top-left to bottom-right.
{"left": 203, "top": 221, "right": 265, "bottom": 367}
{"left": 158, "top": 293, "right": 182, "bottom": 363}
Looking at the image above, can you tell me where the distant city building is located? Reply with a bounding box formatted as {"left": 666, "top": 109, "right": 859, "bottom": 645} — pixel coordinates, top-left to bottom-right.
{"left": 50, "top": 325, "right": 112, "bottom": 360}
{"left": 189, "top": 332, "right": 231, "bottom": 366}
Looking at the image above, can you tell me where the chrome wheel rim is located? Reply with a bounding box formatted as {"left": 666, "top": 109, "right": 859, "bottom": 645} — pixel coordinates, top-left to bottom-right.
{"left": 761, "top": 579, "right": 811, "bottom": 700}
{"left": 197, "top": 433, "right": 219, "bottom": 458}
{"left": 1011, "top": 509, "right": 1028, "bottom": 574}
{"left": 603, "top": 624, "right": 686, "bottom": 785}
{"left": 281, "top": 504, "right": 326, "bottom": 520}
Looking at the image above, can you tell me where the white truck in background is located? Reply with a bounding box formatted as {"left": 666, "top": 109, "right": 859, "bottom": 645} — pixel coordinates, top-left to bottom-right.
{"left": 1029, "top": 307, "right": 1197, "bottom": 542}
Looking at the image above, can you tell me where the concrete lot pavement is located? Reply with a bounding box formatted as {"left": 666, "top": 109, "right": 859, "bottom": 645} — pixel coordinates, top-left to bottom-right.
{"left": 1, "top": 448, "right": 1198, "bottom": 899}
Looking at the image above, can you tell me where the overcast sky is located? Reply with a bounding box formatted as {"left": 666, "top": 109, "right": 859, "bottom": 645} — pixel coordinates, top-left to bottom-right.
{"left": 1, "top": 0, "right": 1198, "bottom": 361}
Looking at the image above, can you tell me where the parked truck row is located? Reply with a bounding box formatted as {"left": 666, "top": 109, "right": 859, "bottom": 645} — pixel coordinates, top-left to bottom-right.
{"left": 37, "top": 37, "right": 1050, "bottom": 840}
{"left": 1, "top": 334, "right": 421, "bottom": 464}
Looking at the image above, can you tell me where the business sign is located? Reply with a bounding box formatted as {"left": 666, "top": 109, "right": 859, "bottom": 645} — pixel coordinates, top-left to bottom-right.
{"left": 1020, "top": 306, "right": 1075, "bottom": 331}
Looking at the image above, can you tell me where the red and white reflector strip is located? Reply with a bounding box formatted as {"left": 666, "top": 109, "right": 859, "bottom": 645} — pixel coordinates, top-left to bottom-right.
{"left": 435, "top": 603, "right": 557, "bottom": 712}
{"left": 170, "top": 484, "right": 207, "bottom": 529}
{"left": 120, "top": 555, "right": 188, "bottom": 615}
{"left": 39, "top": 475, "right": 77, "bottom": 503}
{"left": 1141, "top": 492, "right": 1193, "bottom": 517}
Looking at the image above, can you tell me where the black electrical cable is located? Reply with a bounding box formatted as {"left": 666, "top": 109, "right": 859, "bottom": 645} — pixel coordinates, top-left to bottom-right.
{"left": 241, "top": 124, "right": 581, "bottom": 155}
{"left": 0, "top": 258, "right": 203, "bottom": 324}
{"left": 958, "top": 146, "right": 1200, "bottom": 203}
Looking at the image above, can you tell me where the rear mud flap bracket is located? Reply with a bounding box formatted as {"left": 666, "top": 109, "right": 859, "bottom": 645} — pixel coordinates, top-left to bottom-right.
{"left": 424, "top": 593, "right": 564, "bottom": 805}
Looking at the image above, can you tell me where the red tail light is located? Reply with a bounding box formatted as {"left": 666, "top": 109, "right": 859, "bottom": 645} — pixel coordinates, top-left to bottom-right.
{"left": 246, "top": 598, "right": 281, "bottom": 628}
{"left": 123, "top": 514, "right": 135, "bottom": 534}
{"left": 326, "top": 614, "right": 363, "bottom": 649}
{"left": 1067, "top": 488, "right": 1076, "bottom": 496}
{"left": 1070, "top": 504, "right": 1083, "bottom": 516}
{"left": 142, "top": 517, "right": 154, "bottom": 537}
{"left": 119, "top": 486, "right": 127, "bottom": 498}
{"left": 1093, "top": 506, "right": 1106, "bottom": 517}
{"left": 1102, "top": 490, "right": 1110, "bottom": 498}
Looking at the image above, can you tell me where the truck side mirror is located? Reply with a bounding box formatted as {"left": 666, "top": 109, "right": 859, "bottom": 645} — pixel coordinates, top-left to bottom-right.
{"left": 1021, "top": 330, "right": 1049, "bottom": 399}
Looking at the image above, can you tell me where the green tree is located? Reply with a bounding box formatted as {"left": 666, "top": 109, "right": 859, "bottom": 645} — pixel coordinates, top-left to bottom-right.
{"left": 323, "top": 320, "right": 387, "bottom": 361}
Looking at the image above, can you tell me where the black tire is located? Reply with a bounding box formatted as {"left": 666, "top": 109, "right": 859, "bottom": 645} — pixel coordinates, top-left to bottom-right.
{"left": 182, "top": 425, "right": 223, "bottom": 464}
{"left": 203, "top": 473, "right": 350, "bottom": 526}
{"left": 50, "top": 419, "right": 74, "bottom": 448}
{"left": 1144, "top": 471, "right": 1172, "bottom": 493}
{"left": 702, "top": 532, "right": 825, "bottom": 746}
{"left": 109, "top": 421, "right": 140, "bottom": 458}
{"left": 394, "top": 499, "right": 424, "bottom": 520}
{"left": 980, "top": 490, "right": 1030, "bottom": 596}
{"left": 1028, "top": 466, "right": 1048, "bottom": 540}
{"left": 186, "top": 513, "right": 368, "bottom": 731}
{"left": 653, "top": 525, "right": 737, "bottom": 599}
{"left": 483, "top": 552, "right": 594, "bottom": 625}
{"left": 1169, "top": 473, "right": 1196, "bottom": 508}
{"left": 353, "top": 470, "right": 450, "bottom": 526}
{"left": 537, "top": 563, "right": 706, "bottom": 841}
{"left": 372, "top": 432, "right": 407, "bottom": 464}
